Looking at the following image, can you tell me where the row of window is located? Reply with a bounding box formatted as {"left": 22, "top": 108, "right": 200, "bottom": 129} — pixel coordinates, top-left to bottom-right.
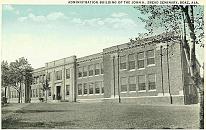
{"left": 10, "top": 91, "right": 24, "bottom": 98}
{"left": 33, "top": 75, "right": 46, "bottom": 84}
{"left": 121, "top": 74, "right": 156, "bottom": 92}
{"left": 78, "top": 81, "right": 104, "bottom": 96}
{"left": 31, "top": 88, "right": 52, "bottom": 98}
{"left": 78, "top": 63, "right": 103, "bottom": 78}
{"left": 120, "top": 49, "right": 155, "bottom": 70}
{"left": 11, "top": 91, "right": 18, "bottom": 98}
{"left": 32, "top": 69, "right": 71, "bottom": 84}
{"left": 30, "top": 85, "right": 71, "bottom": 98}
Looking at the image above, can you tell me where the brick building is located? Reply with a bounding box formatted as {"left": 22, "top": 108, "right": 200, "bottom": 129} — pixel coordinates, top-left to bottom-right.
{"left": 6, "top": 33, "right": 200, "bottom": 105}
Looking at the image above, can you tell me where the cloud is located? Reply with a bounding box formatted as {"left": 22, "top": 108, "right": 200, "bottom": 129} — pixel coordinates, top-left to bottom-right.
{"left": 111, "top": 12, "right": 128, "bottom": 18}
{"left": 104, "top": 17, "right": 137, "bottom": 29}
{"left": 18, "top": 17, "right": 28, "bottom": 22}
{"left": 71, "top": 18, "right": 84, "bottom": 25}
{"left": 28, "top": 13, "right": 47, "bottom": 22}
{"left": 69, "top": 16, "right": 137, "bottom": 30}
{"left": 17, "top": 10, "right": 135, "bottom": 30}
{"left": 85, "top": 18, "right": 102, "bottom": 26}
{"left": 47, "top": 12, "right": 67, "bottom": 21}
{"left": 15, "top": 10, "right": 20, "bottom": 15}
{"left": 4, "top": 5, "right": 21, "bottom": 15}
{"left": 4, "top": 5, "right": 14, "bottom": 11}
{"left": 17, "top": 12, "right": 68, "bottom": 23}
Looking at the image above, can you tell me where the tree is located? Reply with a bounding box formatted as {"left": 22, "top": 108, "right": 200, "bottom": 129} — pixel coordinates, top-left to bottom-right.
{"left": 134, "top": 5, "right": 204, "bottom": 128}
{"left": 1, "top": 61, "right": 10, "bottom": 97}
{"left": 39, "top": 74, "right": 49, "bottom": 102}
{"left": 9, "top": 57, "right": 33, "bottom": 103}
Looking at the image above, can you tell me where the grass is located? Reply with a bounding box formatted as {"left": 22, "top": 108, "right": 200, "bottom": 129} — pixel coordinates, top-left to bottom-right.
{"left": 2, "top": 102, "right": 199, "bottom": 129}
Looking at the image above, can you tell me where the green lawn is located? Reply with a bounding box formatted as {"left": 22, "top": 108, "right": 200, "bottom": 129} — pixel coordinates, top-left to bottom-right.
{"left": 2, "top": 102, "right": 199, "bottom": 129}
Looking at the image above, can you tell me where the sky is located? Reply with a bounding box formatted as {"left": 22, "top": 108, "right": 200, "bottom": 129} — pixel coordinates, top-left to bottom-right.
{"left": 1, "top": 5, "right": 204, "bottom": 69}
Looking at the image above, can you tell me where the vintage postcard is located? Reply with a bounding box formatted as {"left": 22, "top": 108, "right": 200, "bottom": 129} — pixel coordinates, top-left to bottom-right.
{"left": 0, "top": 0, "right": 205, "bottom": 129}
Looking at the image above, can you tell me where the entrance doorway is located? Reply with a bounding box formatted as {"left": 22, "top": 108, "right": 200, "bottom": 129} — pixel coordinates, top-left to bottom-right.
{"left": 56, "top": 86, "right": 61, "bottom": 100}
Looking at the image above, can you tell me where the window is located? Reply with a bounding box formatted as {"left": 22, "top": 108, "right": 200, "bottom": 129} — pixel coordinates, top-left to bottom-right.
{"left": 147, "top": 50, "right": 155, "bottom": 65}
{"left": 15, "top": 91, "right": 18, "bottom": 98}
{"left": 43, "top": 90, "right": 45, "bottom": 96}
{"left": 36, "top": 76, "right": 39, "bottom": 84}
{"left": 137, "top": 52, "right": 144, "bottom": 69}
{"left": 66, "top": 69, "right": 70, "bottom": 79}
{"left": 120, "top": 55, "right": 126, "bottom": 70}
{"left": 47, "top": 73, "right": 51, "bottom": 81}
{"left": 138, "top": 75, "right": 146, "bottom": 91}
{"left": 129, "top": 76, "right": 136, "bottom": 91}
{"left": 101, "top": 63, "right": 104, "bottom": 74}
{"left": 121, "top": 77, "right": 127, "bottom": 92}
{"left": 83, "top": 83, "right": 88, "bottom": 95}
{"left": 89, "top": 83, "right": 94, "bottom": 94}
{"left": 66, "top": 85, "right": 70, "bottom": 95}
{"left": 101, "top": 81, "right": 104, "bottom": 94}
{"left": 56, "top": 70, "right": 62, "bottom": 80}
{"left": 89, "top": 65, "right": 94, "bottom": 76}
{"left": 95, "top": 82, "right": 100, "bottom": 94}
{"left": 148, "top": 74, "right": 156, "bottom": 90}
{"left": 12, "top": 91, "right": 14, "bottom": 98}
{"left": 43, "top": 75, "right": 46, "bottom": 82}
{"left": 95, "top": 63, "right": 100, "bottom": 75}
{"left": 39, "top": 90, "right": 42, "bottom": 97}
{"left": 30, "top": 89, "right": 33, "bottom": 98}
{"left": 48, "top": 88, "right": 51, "bottom": 96}
{"left": 128, "top": 54, "right": 135, "bottom": 70}
{"left": 78, "top": 84, "right": 82, "bottom": 95}
{"left": 33, "top": 89, "right": 36, "bottom": 97}
{"left": 83, "top": 66, "right": 88, "bottom": 77}
{"left": 78, "top": 67, "right": 82, "bottom": 78}
{"left": 36, "top": 89, "right": 39, "bottom": 97}
{"left": 33, "top": 77, "right": 35, "bottom": 84}
{"left": 42, "top": 75, "right": 44, "bottom": 82}
{"left": 39, "top": 75, "right": 42, "bottom": 83}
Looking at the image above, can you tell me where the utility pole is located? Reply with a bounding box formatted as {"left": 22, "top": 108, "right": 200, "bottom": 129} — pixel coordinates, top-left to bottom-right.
{"left": 45, "top": 78, "right": 48, "bottom": 103}
{"left": 160, "top": 45, "right": 164, "bottom": 96}
{"left": 117, "top": 46, "right": 121, "bottom": 103}
{"left": 113, "top": 56, "right": 115, "bottom": 97}
{"left": 181, "top": 11, "right": 186, "bottom": 104}
{"left": 166, "top": 43, "right": 173, "bottom": 104}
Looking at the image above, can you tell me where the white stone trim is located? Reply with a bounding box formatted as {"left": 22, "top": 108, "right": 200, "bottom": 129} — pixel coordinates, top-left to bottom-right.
{"left": 138, "top": 90, "right": 146, "bottom": 92}
{"left": 148, "top": 89, "right": 157, "bottom": 92}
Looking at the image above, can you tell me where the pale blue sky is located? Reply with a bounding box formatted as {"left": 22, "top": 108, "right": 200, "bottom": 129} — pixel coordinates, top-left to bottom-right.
{"left": 2, "top": 5, "right": 204, "bottom": 70}
{"left": 2, "top": 5, "right": 149, "bottom": 68}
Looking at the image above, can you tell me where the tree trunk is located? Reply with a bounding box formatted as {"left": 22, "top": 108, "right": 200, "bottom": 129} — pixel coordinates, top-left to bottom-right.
{"left": 4, "top": 87, "right": 7, "bottom": 97}
{"left": 46, "top": 89, "right": 47, "bottom": 103}
{"left": 20, "top": 82, "right": 23, "bottom": 103}
{"left": 19, "top": 82, "right": 22, "bottom": 103}
{"left": 18, "top": 91, "right": 20, "bottom": 103}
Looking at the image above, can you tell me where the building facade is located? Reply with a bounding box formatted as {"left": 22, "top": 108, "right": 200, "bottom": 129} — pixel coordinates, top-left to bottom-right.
{"left": 6, "top": 33, "right": 199, "bottom": 105}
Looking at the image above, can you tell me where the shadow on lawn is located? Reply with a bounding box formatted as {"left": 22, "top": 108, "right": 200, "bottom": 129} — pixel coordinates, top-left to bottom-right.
{"left": 2, "top": 117, "right": 77, "bottom": 129}
{"left": 15, "top": 109, "right": 73, "bottom": 113}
